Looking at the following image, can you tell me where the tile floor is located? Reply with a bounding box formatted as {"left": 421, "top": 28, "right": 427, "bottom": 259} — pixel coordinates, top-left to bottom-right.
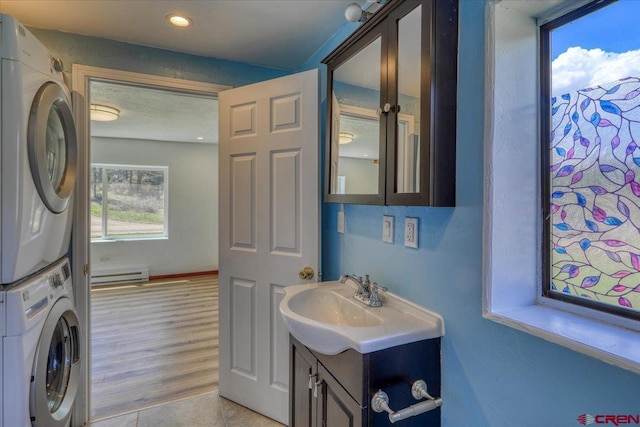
{"left": 84, "top": 391, "right": 285, "bottom": 427}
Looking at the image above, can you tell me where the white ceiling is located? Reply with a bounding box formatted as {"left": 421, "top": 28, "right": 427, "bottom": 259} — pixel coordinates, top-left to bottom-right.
{"left": 0, "top": 0, "right": 364, "bottom": 144}
{"left": 0, "top": 0, "right": 356, "bottom": 70}
{"left": 90, "top": 81, "right": 219, "bottom": 144}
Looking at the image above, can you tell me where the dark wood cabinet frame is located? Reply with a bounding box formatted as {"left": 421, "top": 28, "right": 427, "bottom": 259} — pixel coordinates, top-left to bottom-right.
{"left": 323, "top": 0, "right": 458, "bottom": 206}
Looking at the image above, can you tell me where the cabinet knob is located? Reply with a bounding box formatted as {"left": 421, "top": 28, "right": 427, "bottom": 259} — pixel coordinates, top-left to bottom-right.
{"left": 376, "top": 103, "right": 392, "bottom": 116}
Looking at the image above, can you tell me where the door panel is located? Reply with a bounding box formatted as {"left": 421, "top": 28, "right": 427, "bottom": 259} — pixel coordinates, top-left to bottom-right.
{"left": 271, "top": 150, "right": 301, "bottom": 253}
{"left": 230, "top": 278, "right": 257, "bottom": 378}
{"left": 230, "top": 154, "right": 257, "bottom": 250}
{"left": 219, "top": 69, "right": 320, "bottom": 424}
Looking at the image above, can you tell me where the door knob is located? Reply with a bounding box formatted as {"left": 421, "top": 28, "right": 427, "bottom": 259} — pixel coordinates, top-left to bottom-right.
{"left": 299, "top": 266, "right": 315, "bottom": 280}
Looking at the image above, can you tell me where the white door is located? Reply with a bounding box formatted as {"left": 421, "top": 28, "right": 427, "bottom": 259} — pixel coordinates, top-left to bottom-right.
{"left": 218, "top": 69, "right": 320, "bottom": 424}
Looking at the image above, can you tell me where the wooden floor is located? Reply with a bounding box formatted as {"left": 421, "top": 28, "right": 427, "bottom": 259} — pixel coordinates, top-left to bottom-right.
{"left": 90, "top": 275, "right": 219, "bottom": 420}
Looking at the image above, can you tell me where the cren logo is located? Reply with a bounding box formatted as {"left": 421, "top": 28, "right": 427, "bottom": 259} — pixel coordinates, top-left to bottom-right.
{"left": 578, "top": 414, "right": 596, "bottom": 425}
{"left": 578, "top": 414, "right": 640, "bottom": 425}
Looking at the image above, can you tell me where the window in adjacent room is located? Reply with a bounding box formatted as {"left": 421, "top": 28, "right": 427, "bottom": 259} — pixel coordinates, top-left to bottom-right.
{"left": 90, "top": 164, "right": 168, "bottom": 240}
{"left": 541, "top": 0, "right": 640, "bottom": 319}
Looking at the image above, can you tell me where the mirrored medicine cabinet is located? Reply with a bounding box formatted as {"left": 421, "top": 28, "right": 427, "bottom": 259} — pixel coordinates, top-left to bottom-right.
{"left": 323, "top": 0, "right": 458, "bottom": 206}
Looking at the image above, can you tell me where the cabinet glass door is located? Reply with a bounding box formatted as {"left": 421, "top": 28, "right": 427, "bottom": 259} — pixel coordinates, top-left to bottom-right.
{"left": 394, "top": 5, "right": 422, "bottom": 194}
{"left": 328, "top": 29, "right": 386, "bottom": 203}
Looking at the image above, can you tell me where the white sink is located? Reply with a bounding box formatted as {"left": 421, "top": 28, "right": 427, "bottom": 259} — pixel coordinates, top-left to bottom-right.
{"left": 279, "top": 280, "right": 444, "bottom": 355}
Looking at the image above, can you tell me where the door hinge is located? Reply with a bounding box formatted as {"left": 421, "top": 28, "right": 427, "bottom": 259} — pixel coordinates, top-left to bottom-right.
{"left": 83, "top": 264, "right": 89, "bottom": 276}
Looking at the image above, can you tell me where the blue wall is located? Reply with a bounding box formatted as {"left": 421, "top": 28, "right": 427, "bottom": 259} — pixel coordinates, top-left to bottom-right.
{"left": 306, "top": 1, "right": 640, "bottom": 426}
{"left": 31, "top": 28, "right": 289, "bottom": 87}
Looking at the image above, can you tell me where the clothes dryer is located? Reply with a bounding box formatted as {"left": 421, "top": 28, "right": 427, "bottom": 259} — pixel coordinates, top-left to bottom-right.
{"left": 2, "top": 257, "right": 80, "bottom": 427}
{"left": 0, "top": 14, "right": 78, "bottom": 284}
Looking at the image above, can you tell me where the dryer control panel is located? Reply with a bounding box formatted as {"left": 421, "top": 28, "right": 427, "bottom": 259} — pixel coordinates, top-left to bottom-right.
{"left": 4, "top": 258, "right": 73, "bottom": 336}
{"left": 50, "top": 262, "right": 70, "bottom": 289}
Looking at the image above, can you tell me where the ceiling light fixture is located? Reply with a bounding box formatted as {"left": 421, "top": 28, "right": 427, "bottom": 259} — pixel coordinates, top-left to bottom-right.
{"left": 167, "top": 13, "right": 192, "bottom": 27}
{"left": 196, "top": 136, "right": 204, "bottom": 140}
{"left": 339, "top": 132, "right": 354, "bottom": 144}
{"left": 90, "top": 104, "right": 120, "bottom": 122}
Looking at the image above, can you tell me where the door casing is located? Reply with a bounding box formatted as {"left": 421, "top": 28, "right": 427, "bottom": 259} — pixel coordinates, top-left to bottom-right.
{"left": 70, "top": 65, "right": 230, "bottom": 426}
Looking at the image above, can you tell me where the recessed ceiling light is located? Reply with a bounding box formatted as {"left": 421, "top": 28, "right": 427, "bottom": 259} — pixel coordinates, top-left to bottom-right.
{"left": 90, "top": 104, "right": 120, "bottom": 122}
{"left": 196, "top": 136, "right": 204, "bottom": 140}
{"left": 363, "top": 154, "right": 369, "bottom": 157}
{"left": 167, "top": 14, "right": 192, "bottom": 27}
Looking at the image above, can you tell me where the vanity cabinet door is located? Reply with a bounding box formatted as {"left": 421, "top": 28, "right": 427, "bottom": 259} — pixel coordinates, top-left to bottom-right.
{"left": 290, "top": 336, "right": 442, "bottom": 427}
{"left": 318, "top": 364, "right": 365, "bottom": 427}
{"left": 290, "top": 338, "right": 318, "bottom": 427}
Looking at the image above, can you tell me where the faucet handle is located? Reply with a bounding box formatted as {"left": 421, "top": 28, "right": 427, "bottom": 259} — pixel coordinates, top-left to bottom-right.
{"left": 368, "top": 282, "right": 386, "bottom": 307}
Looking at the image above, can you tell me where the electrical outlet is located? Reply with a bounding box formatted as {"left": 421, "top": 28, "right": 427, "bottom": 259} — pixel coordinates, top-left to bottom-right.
{"left": 382, "top": 215, "right": 394, "bottom": 243}
{"left": 404, "top": 217, "right": 418, "bottom": 248}
{"left": 337, "top": 210, "right": 345, "bottom": 234}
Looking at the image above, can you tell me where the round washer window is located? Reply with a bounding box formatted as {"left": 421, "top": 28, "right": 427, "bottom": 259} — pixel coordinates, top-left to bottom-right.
{"left": 28, "top": 82, "right": 78, "bottom": 214}
{"left": 45, "top": 104, "right": 68, "bottom": 195}
{"left": 46, "top": 317, "right": 73, "bottom": 412}
{"left": 30, "top": 297, "right": 80, "bottom": 427}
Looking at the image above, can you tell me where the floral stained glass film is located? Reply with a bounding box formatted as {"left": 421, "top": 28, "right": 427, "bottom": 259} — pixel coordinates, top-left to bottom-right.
{"left": 550, "top": 78, "right": 640, "bottom": 313}
{"left": 548, "top": 0, "right": 640, "bottom": 315}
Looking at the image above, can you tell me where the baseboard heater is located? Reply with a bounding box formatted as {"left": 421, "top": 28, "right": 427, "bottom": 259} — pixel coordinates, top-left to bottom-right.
{"left": 91, "top": 267, "right": 149, "bottom": 285}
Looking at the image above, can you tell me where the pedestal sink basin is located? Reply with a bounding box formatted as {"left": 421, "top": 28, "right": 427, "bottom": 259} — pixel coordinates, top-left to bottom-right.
{"left": 279, "top": 280, "right": 444, "bottom": 355}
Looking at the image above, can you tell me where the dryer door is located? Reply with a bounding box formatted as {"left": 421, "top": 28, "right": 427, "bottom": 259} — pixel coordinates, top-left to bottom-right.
{"left": 30, "top": 297, "right": 81, "bottom": 427}
{"left": 28, "top": 81, "right": 78, "bottom": 214}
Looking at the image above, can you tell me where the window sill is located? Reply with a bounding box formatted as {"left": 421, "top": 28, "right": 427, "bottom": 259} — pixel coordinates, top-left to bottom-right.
{"left": 91, "top": 236, "right": 168, "bottom": 243}
{"left": 484, "top": 305, "right": 640, "bottom": 375}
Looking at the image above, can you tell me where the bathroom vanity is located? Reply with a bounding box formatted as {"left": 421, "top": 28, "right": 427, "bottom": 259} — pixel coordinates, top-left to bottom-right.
{"left": 290, "top": 335, "right": 441, "bottom": 426}
{"left": 280, "top": 280, "right": 445, "bottom": 426}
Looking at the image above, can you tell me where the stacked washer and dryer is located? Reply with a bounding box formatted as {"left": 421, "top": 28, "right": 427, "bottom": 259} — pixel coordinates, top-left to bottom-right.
{"left": 0, "top": 14, "right": 80, "bottom": 427}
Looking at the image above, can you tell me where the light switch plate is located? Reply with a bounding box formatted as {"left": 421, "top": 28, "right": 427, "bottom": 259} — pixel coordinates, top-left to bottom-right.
{"left": 404, "top": 217, "right": 418, "bottom": 248}
{"left": 337, "top": 210, "right": 345, "bottom": 234}
{"left": 382, "top": 215, "right": 394, "bottom": 243}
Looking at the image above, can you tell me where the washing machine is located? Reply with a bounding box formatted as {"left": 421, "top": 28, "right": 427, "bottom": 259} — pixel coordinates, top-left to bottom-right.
{"left": 0, "top": 13, "right": 78, "bottom": 285}
{"left": 2, "top": 257, "right": 80, "bottom": 427}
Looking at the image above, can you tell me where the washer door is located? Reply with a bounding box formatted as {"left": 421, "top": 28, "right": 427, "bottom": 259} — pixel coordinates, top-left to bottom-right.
{"left": 30, "top": 297, "right": 81, "bottom": 427}
{"left": 28, "top": 81, "right": 78, "bottom": 214}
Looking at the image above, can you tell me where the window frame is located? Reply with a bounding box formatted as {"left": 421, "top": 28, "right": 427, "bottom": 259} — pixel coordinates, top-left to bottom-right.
{"left": 483, "top": 0, "right": 640, "bottom": 375}
{"left": 539, "top": 0, "right": 640, "bottom": 321}
{"left": 90, "top": 163, "right": 169, "bottom": 241}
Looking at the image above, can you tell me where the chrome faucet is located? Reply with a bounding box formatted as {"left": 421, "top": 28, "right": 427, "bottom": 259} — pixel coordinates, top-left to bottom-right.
{"left": 339, "top": 274, "right": 369, "bottom": 296}
{"left": 339, "top": 274, "right": 387, "bottom": 307}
